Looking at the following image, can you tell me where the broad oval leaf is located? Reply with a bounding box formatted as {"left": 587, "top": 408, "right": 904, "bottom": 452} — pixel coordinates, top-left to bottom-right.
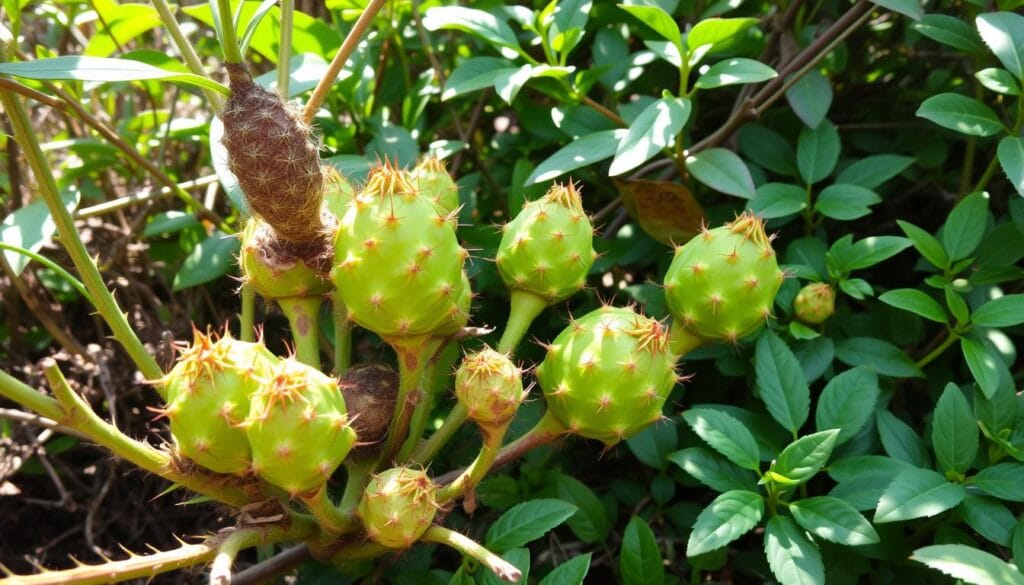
{"left": 870, "top": 0, "right": 922, "bottom": 20}
{"left": 976, "top": 12, "right": 1024, "bottom": 79}
{"left": 686, "top": 17, "right": 759, "bottom": 52}
{"left": 814, "top": 183, "right": 881, "bottom": 220}
{"left": 836, "top": 154, "right": 915, "bottom": 189}
{"left": 961, "top": 337, "right": 1004, "bottom": 399}
{"left": 682, "top": 407, "right": 761, "bottom": 471}
{"left": 764, "top": 516, "right": 826, "bottom": 585}
{"left": 443, "top": 57, "right": 518, "bottom": 100}
{"left": 913, "top": 15, "right": 987, "bottom": 54}
{"left": 974, "top": 463, "right": 1024, "bottom": 502}
{"left": 486, "top": 499, "right": 578, "bottom": 552}
{"left": 620, "top": 516, "right": 664, "bottom": 585}
{"left": 526, "top": 129, "right": 626, "bottom": 184}
{"left": 917, "top": 93, "right": 1005, "bottom": 137}
{"left": 556, "top": 474, "right": 610, "bottom": 544}
{"left": 423, "top": 6, "right": 521, "bottom": 52}
{"left": 785, "top": 69, "right": 833, "bottom": 129}
{"left": 790, "top": 496, "right": 880, "bottom": 546}
{"left": 686, "top": 490, "right": 764, "bottom": 557}
{"left": 874, "top": 468, "right": 966, "bottom": 523}
{"left": 942, "top": 191, "right": 989, "bottom": 262}
{"left": 797, "top": 120, "right": 840, "bottom": 184}
{"left": 619, "top": 4, "right": 682, "bottom": 48}
{"left": 694, "top": 58, "right": 777, "bottom": 89}
{"left": 834, "top": 338, "right": 923, "bottom": 378}
{"left": 609, "top": 97, "right": 691, "bottom": 176}
{"left": 960, "top": 495, "right": 1016, "bottom": 546}
{"left": 748, "top": 183, "right": 807, "bottom": 219}
{"left": 972, "top": 294, "right": 1024, "bottom": 327}
{"left": 755, "top": 330, "right": 810, "bottom": 433}
{"left": 879, "top": 289, "right": 948, "bottom": 322}
{"left": 815, "top": 367, "right": 880, "bottom": 445}
{"left": 913, "top": 544, "right": 1024, "bottom": 585}
{"left": 932, "top": 383, "right": 980, "bottom": 475}
{"left": 685, "top": 148, "right": 756, "bottom": 199}
{"left": 771, "top": 430, "right": 840, "bottom": 488}
{"left": 669, "top": 447, "right": 759, "bottom": 492}
{"left": 876, "top": 409, "right": 932, "bottom": 468}
{"left": 538, "top": 552, "right": 592, "bottom": 585}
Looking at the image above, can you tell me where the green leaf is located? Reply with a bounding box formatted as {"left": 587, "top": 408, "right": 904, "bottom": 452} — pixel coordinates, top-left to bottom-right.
{"left": 815, "top": 367, "right": 880, "bottom": 445}
{"left": 669, "top": 447, "right": 759, "bottom": 492}
{"left": 897, "top": 220, "right": 950, "bottom": 270}
{"left": 876, "top": 410, "right": 933, "bottom": 468}
{"left": 974, "top": 383, "right": 1017, "bottom": 436}
{"left": 1014, "top": 519, "right": 1024, "bottom": 572}
{"left": 828, "top": 455, "right": 914, "bottom": 484}
{"left": 538, "top": 553, "right": 591, "bottom": 585}
{"left": 830, "top": 474, "right": 903, "bottom": 511}
{"left": 526, "top": 129, "right": 626, "bottom": 184}
{"left": 748, "top": 183, "right": 807, "bottom": 219}
{"left": 874, "top": 468, "right": 966, "bottom": 523}
{"left": 913, "top": 15, "right": 988, "bottom": 54}
{"left": 976, "top": 68, "right": 1022, "bottom": 95}
{"left": 771, "top": 430, "right": 840, "bottom": 488}
{"left": 172, "top": 231, "right": 239, "bottom": 291}
{"left": 814, "top": 184, "right": 881, "bottom": 220}
{"left": 842, "top": 235, "right": 914, "bottom": 271}
{"left": 917, "top": 94, "right": 1005, "bottom": 137}
{"left": 960, "top": 495, "right": 1015, "bottom": 546}
{"left": 0, "top": 188, "right": 80, "bottom": 277}
{"left": 625, "top": 421, "right": 678, "bottom": 470}
{"left": 961, "top": 337, "right": 1002, "bottom": 399}
{"left": 556, "top": 474, "right": 610, "bottom": 544}
{"left": 686, "top": 490, "right": 764, "bottom": 557}
{"left": 694, "top": 58, "right": 777, "bottom": 89}
{"left": 0, "top": 56, "right": 228, "bottom": 95}
{"left": 879, "top": 289, "right": 948, "bottom": 322}
{"left": 835, "top": 338, "right": 923, "bottom": 378}
{"left": 442, "top": 57, "right": 519, "bottom": 100}
{"left": 974, "top": 463, "right": 1024, "bottom": 502}
{"left": 943, "top": 191, "right": 989, "bottom": 262}
{"left": 682, "top": 408, "right": 761, "bottom": 471}
{"left": 423, "top": 6, "right": 521, "bottom": 53}
{"left": 738, "top": 124, "right": 797, "bottom": 176}
{"left": 836, "top": 155, "right": 915, "bottom": 189}
{"left": 85, "top": 3, "right": 162, "bottom": 57}
{"left": 973, "top": 294, "right": 1024, "bottom": 327}
{"left": 797, "top": 121, "right": 841, "bottom": 185}
{"left": 479, "top": 549, "right": 531, "bottom": 585}
{"left": 913, "top": 544, "right": 1024, "bottom": 585}
{"left": 976, "top": 12, "right": 1024, "bottom": 79}
{"left": 932, "top": 383, "right": 980, "bottom": 475}
{"left": 486, "top": 499, "right": 578, "bottom": 552}
{"left": 947, "top": 288, "right": 972, "bottom": 324}
{"left": 685, "top": 148, "right": 756, "bottom": 199}
{"left": 790, "top": 496, "right": 880, "bottom": 546}
{"left": 755, "top": 330, "right": 811, "bottom": 434}
{"left": 870, "top": 0, "right": 922, "bottom": 20}
{"left": 764, "top": 516, "right": 825, "bottom": 585}
{"left": 999, "top": 137, "right": 1024, "bottom": 196}
{"left": 785, "top": 69, "right": 832, "bottom": 129}
{"left": 686, "top": 17, "right": 759, "bottom": 52}
{"left": 619, "top": 4, "right": 682, "bottom": 48}
{"left": 609, "top": 97, "right": 692, "bottom": 176}
{"left": 620, "top": 516, "right": 664, "bottom": 585}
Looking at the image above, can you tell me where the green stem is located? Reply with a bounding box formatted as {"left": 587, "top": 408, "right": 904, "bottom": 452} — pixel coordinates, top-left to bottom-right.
{"left": 215, "top": 0, "right": 243, "bottom": 63}
{"left": 278, "top": 296, "right": 323, "bottom": 369}
{"left": 970, "top": 156, "right": 1001, "bottom": 194}
{"left": 668, "top": 319, "right": 705, "bottom": 358}
{"left": 298, "top": 485, "right": 358, "bottom": 537}
{"left": 409, "top": 402, "right": 468, "bottom": 465}
{"left": 0, "top": 242, "right": 92, "bottom": 304}
{"left": 420, "top": 526, "right": 522, "bottom": 583}
{"left": 208, "top": 518, "right": 317, "bottom": 585}
{"left": 150, "top": 0, "right": 223, "bottom": 111}
{"left": 332, "top": 290, "right": 352, "bottom": 376}
{"left": 0, "top": 368, "right": 64, "bottom": 422}
{"left": 0, "top": 88, "right": 163, "bottom": 382}
{"left": 240, "top": 282, "right": 256, "bottom": 342}
{"left": 497, "top": 290, "right": 549, "bottom": 355}
{"left": 398, "top": 360, "right": 439, "bottom": 462}
{"left": 437, "top": 420, "right": 510, "bottom": 505}
{"left": 340, "top": 459, "right": 372, "bottom": 511}
{"left": 376, "top": 336, "right": 435, "bottom": 467}
{"left": 277, "top": 0, "right": 294, "bottom": 96}
{"left": 916, "top": 331, "right": 960, "bottom": 369}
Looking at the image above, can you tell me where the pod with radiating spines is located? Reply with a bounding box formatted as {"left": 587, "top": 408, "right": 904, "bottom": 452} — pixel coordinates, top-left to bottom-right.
{"left": 357, "top": 467, "right": 438, "bottom": 548}
{"left": 454, "top": 348, "right": 525, "bottom": 427}
{"left": 410, "top": 154, "right": 459, "bottom": 215}
{"left": 793, "top": 282, "right": 835, "bottom": 325}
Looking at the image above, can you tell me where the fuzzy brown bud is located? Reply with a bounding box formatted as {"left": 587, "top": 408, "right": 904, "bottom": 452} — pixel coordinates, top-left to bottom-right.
{"left": 340, "top": 363, "right": 399, "bottom": 445}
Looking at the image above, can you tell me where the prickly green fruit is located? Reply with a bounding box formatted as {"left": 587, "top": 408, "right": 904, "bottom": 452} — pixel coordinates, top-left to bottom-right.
{"left": 239, "top": 218, "right": 332, "bottom": 299}
{"left": 340, "top": 363, "right": 399, "bottom": 445}
{"left": 793, "top": 283, "right": 835, "bottom": 325}
{"left": 411, "top": 155, "right": 459, "bottom": 215}
{"left": 331, "top": 162, "right": 468, "bottom": 341}
{"left": 455, "top": 348, "right": 524, "bottom": 426}
{"left": 158, "top": 331, "right": 277, "bottom": 475}
{"left": 323, "top": 166, "right": 356, "bottom": 219}
{"left": 663, "top": 212, "right": 785, "bottom": 350}
{"left": 496, "top": 182, "right": 596, "bottom": 304}
{"left": 358, "top": 467, "right": 438, "bottom": 548}
{"left": 221, "top": 63, "right": 324, "bottom": 246}
{"left": 536, "top": 306, "right": 677, "bottom": 445}
{"left": 245, "top": 357, "right": 356, "bottom": 495}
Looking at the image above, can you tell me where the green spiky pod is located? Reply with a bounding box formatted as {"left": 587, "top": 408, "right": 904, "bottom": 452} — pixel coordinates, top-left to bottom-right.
{"left": 245, "top": 357, "right": 357, "bottom": 495}
{"left": 221, "top": 62, "right": 325, "bottom": 247}
{"left": 357, "top": 467, "right": 438, "bottom": 548}
{"left": 411, "top": 154, "right": 459, "bottom": 215}
{"left": 239, "top": 217, "right": 332, "bottom": 299}
{"left": 793, "top": 282, "right": 835, "bottom": 325}
{"left": 323, "top": 166, "right": 356, "bottom": 219}
{"left": 454, "top": 348, "right": 524, "bottom": 427}
{"left": 663, "top": 212, "right": 785, "bottom": 355}
{"left": 536, "top": 306, "right": 677, "bottom": 446}
{"left": 158, "top": 330, "right": 278, "bottom": 475}
{"left": 340, "top": 363, "right": 399, "bottom": 446}
{"left": 330, "top": 162, "right": 468, "bottom": 341}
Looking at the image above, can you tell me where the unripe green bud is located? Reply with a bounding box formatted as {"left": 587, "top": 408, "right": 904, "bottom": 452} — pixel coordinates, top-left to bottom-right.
{"left": 793, "top": 283, "right": 835, "bottom": 325}
{"left": 455, "top": 348, "right": 525, "bottom": 426}
{"left": 411, "top": 155, "right": 459, "bottom": 215}
{"left": 239, "top": 218, "right": 332, "bottom": 299}
{"left": 358, "top": 467, "right": 438, "bottom": 548}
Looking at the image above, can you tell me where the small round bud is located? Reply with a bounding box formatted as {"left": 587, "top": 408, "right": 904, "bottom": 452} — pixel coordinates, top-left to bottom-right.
{"left": 358, "top": 467, "right": 438, "bottom": 548}
{"left": 793, "top": 283, "right": 835, "bottom": 325}
{"left": 455, "top": 348, "right": 524, "bottom": 426}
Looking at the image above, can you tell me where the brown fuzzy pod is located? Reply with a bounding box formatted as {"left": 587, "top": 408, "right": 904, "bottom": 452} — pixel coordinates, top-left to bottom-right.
{"left": 340, "top": 363, "right": 400, "bottom": 445}
{"left": 221, "top": 62, "right": 324, "bottom": 246}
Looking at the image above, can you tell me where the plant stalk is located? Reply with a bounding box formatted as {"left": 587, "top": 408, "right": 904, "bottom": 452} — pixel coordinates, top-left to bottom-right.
{"left": 437, "top": 420, "right": 511, "bottom": 507}
{"left": 497, "top": 290, "right": 549, "bottom": 354}
{"left": 150, "top": 0, "right": 224, "bottom": 111}
{"left": 278, "top": 296, "right": 323, "bottom": 369}
{"left": 208, "top": 518, "right": 317, "bottom": 585}
{"left": 240, "top": 282, "right": 256, "bottom": 342}
{"left": 376, "top": 336, "right": 437, "bottom": 467}
{"left": 297, "top": 485, "right": 358, "bottom": 537}
{"left": 409, "top": 402, "right": 468, "bottom": 465}
{"left": 397, "top": 360, "right": 439, "bottom": 462}
{"left": 277, "top": 0, "right": 294, "bottom": 97}
{"left": 420, "top": 526, "right": 522, "bottom": 583}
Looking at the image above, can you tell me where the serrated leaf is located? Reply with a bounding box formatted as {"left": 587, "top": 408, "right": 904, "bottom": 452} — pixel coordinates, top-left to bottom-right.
{"left": 682, "top": 408, "right": 761, "bottom": 471}
{"left": 815, "top": 367, "right": 880, "bottom": 445}
{"left": 539, "top": 553, "right": 591, "bottom": 585}
{"left": 976, "top": 12, "right": 1024, "bottom": 79}
{"left": 772, "top": 430, "right": 840, "bottom": 488}
{"left": 669, "top": 447, "right": 759, "bottom": 492}
{"left": 790, "top": 496, "right": 880, "bottom": 546}
{"left": 797, "top": 120, "right": 840, "bottom": 184}
{"left": 687, "top": 490, "right": 764, "bottom": 557}
{"left": 486, "top": 499, "right": 578, "bottom": 552}
{"left": 874, "top": 468, "right": 966, "bottom": 523}
{"left": 556, "top": 474, "right": 610, "bottom": 544}
{"left": 620, "top": 516, "right": 664, "bottom": 585}
{"left": 999, "top": 137, "right": 1024, "bottom": 196}
{"left": 913, "top": 544, "right": 1024, "bottom": 585}
{"left": 609, "top": 97, "right": 691, "bottom": 176}
{"left": 836, "top": 154, "right": 915, "bottom": 189}
{"left": 879, "top": 289, "right": 948, "bottom": 322}
{"left": 764, "top": 516, "right": 825, "bottom": 585}
{"left": 932, "top": 383, "right": 980, "bottom": 475}
{"left": 917, "top": 93, "right": 1005, "bottom": 137}
{"left": 755, "top": 331, "right": 811, "bottom": 434}
{"left": 526, "top": 129, "right": 626, "bottom": 184}
{"left": 834, "top": 338, "right": 923, "bottom": 378}
{"left": 685, "top": 148, "right": 756, "bottom": 199}
{"left": 943, "top": 191, "right": 989, "bottom": 262}
{"left": 960, "top": 495, "right": 1015, "bottom": 546}
{"left": 876, "top": 410, "right": 932, "bottom": 468}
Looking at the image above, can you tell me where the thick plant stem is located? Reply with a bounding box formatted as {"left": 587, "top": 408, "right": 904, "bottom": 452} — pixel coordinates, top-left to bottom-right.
{"left": 279, "top": 296, "right": 323, "bottom": 369}
{"left": 340, "top": 459, "right": 372, "bottom": 511}
{"left": 420, "top": 526, "right": 522, "bottom": 583}
{"left": 277, "top": 0, "right": 294, "bottom": 96}
{"left": 0, "top": 369, "right": 64, "bottom": 422}
{"left": 0, "top": 89, "right": 163, "bottom": 382}
{"left": 215, "top": 0, "right": 243, "bottom": 64}
{"left": 497, "top": 290, "right": 549, "bottom": 354}
{"left": 376, "top": 336, "right": 437, "bottom": 467}
{"left": 397, "top": 361, "right": 439, "bottom": 462}
{"left": 208, "top": 518, "right": 317, "bottom": 585}
{"left": 332, "top": 290, "right": 352, "bottom": 376}
{"left": 668, "top": 319, "right": 706, "bottom": 358}
{"left": 150, "top": 0, "right": 224, "bottom": 111}
{"left": 6, "top": 542, "right": 217, "bottom": 584}
{"left": 437, "top": 420, "right": 511, "bottom": 507}
{"left": 409, "top": 403, "right": 468, "bottom": 465}
{"left": 240, "top": 282, "right": 256, "bottom": 342}
{"left": 298, "top": 485, "right": 358, "bottom": 537}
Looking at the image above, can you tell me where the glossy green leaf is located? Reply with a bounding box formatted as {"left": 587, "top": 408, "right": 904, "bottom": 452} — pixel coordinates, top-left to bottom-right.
{"left": 913, "top": 544, "right": 1024, "bottom": 585}
{"left": 917, "top": 94, "right": 1005, "bottom": 137}
{"left": 85, "top": 3, "right": 161, "bottom": 57}
{"left": 972, "top": 294, "right": 1024, "bottom": 327}
{"left": 943, "top": 191, "right": 989, "bottom": 262}
{"left": 423, "top": 6, "right": 521, "bottom": 52}
{"left": 879, "top": 289, "right": 948, "bottom": 322}
{"left": 694, "top": 58, "right": 777, "bottom": 88}
{"left": 932, "top": 383, "right": 979, "bottom": 475}
{"left": 610, "top": 97, "right": 691, "bottom": 176}
{"left": 785, "top": 69, "right": 832, "bottom": 129}
{"left": 486, "top": 499, "right": 578, "bottom": 552}
{"left": 772, "top": 430, "right": 840, "bottom": 488}
{"left": 755, "top": 330, "right": 811, "bottom": 434}
{"left": 764, "top": 516, "right": 825, "bottom": 585}
{"left": 976, "top": 68, "right": 1022, "bottom": 95}
{"left": 876, "top": 409, "right": 933, "bottom": 468}
{"left": 669, "top": 447, "right": 759, "bottom": 492}
{"left": 960, "top": 495, "right": 1015, "bottom": 546}
{"left": 814, "top": 183, "right": 881, "bottom": 220}
{"left": 738, "top": 124, "right": 797, "bottom": 176}
{"left": 913, "top": 15, "right": 988, "bottom": 53}
{"left": 828, "top": 455, "right": 914, "bottom": 484}
{"left": 0, "top": 189, "right": 80, "bottom": 276}
{"left": 961, "top": 337, "right": 1002, "bottom": 399}
{"left": 538, "top": 553, "right": 591, "bottom": 585}
{"left": 686, "top": 17, "right": 758, "bottom": 52}
{"left": 797, "top": 120, "right": 840, "bottom": 184}
{"left": 748, "top": 183, "right": 806, "bottom": 218}
{"left": 687, "top": 490, "right": 764, "bottom": 557}
{"left": 619, "top": 4, "right": 682, "bottom": 48}
{"left": 974, "top": 463, "right": 1024, "bottom": 502}
{"left": 0, "top": 56, "right": 228, "bottom": 95}
{"left": 835, "top": 337, "right": 923, "bottom": 378}
{"left": 790, "top": 496, "right": 880, "bottom": 546}
{"left": 682, "top": 407, "right": 761, "bottom": 471}
{"left": 172, "top": 231, "right": 239, "bottom": 291}
{"left": 526, "top": 129, "right": 626, "bottom": 184}
{"left": 976, "top": 12, "right": 1024, "bottom": 79}
{"left": 443, "top": 57, "right": 519, "bottom": 100}
{"left": 556, "top": 474, "right": 610, "bottom": 544}
{"left": 870, "top": 0, "right": 922, "bottom": 19}
{"left": 999, "top": 137, "right": 1024, "bottom": 196}
{"left": 836, "top": 154, "right": 915, "bottom": 189}
{"left": 685, "top": 148, "right": 756, "bottom": 199}
{"left": 897, "top": 220, "right": 950, "bottom": 270}
{"left": 620, "top": 516, "right": 664, "bottom": 585}
{"left": 625, "top": 421, "right": 678, "bottom": 470}
{"left": 874, "top": 468, "right": 966, "bottom": 523}
{"left": 815, "top": 367, "right": 880, "bottom": 444}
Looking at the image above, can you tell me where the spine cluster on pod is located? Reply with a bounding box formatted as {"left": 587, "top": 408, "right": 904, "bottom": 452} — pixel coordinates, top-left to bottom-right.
{"left": 454, "top": 348, "right": 525, "bottom": 427}
{"left": 793, "top": 282, "right": 836, "bottom": 325}
{"left": 244, "top": 357, "right": 357, "bottom": 495}
{"left": 357, "top": 467, "right": 438, "bottom": 548}
{"left": 157, "top": 330, "right": 278, "bottom": 475}
{"left": 330, "top": 161, "right": 470, "bottom": 340}
{"left": 663, "top": 212, "right": 785, "bottom": 352}
{"left": 496, "top": 182, "right": 597, "bottom": 304}
{"left": 410, "top": 154, "right": 460, "bottom": 215}
{"left": 221, "top": 63, "right": 326, "bottom": 249}
{"left": 536, "top": 306, "right": 678, "bottom": 445}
